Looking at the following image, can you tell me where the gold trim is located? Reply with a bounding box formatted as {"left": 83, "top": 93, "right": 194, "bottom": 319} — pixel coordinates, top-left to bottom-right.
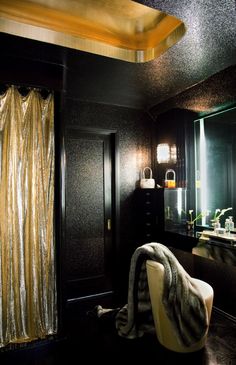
{"left": 0, "top": 0, "right": 186, "bottom": 63}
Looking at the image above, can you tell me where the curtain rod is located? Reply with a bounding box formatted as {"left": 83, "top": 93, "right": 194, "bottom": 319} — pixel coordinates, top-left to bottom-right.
{"left": 0, "top": 83, "right": 52, "bottom": 98}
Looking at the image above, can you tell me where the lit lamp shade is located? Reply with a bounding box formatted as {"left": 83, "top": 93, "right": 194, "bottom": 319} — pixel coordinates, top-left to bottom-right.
{"left": 157, "top": 143, "right": 177, "bottom": 164}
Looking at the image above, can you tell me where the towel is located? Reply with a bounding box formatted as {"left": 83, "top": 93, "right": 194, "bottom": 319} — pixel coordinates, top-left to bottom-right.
{"left": 115, "top": 242, "right": 208, "bottom": 347}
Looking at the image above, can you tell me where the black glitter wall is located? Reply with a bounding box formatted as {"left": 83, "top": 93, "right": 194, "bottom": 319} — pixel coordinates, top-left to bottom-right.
{"left": 65, "top": 137, "right": 105, "bottom": 280}
{"left": 1, "top": 22, "right": 236, "bottom": 317}
{"left": 64, "top": 97, "right": 153, "bottom": 298}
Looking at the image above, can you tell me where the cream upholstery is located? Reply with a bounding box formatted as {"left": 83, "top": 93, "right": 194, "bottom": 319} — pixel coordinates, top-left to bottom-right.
{"left": 146, "top": 260, "right": 214, "bottom": 353}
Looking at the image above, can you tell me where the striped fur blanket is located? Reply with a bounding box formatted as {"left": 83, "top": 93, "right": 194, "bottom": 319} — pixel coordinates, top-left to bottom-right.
{"left": 114, "top": 243, "right": 208, "bottom": 347}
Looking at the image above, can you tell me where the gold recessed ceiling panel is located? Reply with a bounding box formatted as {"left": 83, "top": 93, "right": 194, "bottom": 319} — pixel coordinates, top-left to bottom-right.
{"left": 0, "top": 0, "right": 186, "bottom": 63}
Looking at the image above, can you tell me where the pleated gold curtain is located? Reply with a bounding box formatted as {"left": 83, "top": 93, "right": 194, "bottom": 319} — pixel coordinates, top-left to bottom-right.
{"left": 0, "top": 86, "right": 57, "bottom": 348}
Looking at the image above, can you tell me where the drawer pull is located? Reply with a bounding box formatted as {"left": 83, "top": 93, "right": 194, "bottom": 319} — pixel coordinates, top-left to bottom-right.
{"left": 107, "top": 219, "right": 111, "bottom": 231}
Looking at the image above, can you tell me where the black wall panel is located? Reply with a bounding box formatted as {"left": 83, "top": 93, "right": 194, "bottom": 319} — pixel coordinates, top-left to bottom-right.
{"left": 0, "top": 32, "right": 153, "bottom": 318}
{"left": 63, "top": 98, "right": 153, "bottom": 298}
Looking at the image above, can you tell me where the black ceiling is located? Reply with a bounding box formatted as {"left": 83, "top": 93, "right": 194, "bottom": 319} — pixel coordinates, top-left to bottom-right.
{"left": 1, "top": 0, "right": 236, "bottom": 114}
{"left": 134, "top": 0, "right": 236, "bottom": 111}
{"left": 65, "top": 0, "right": 236, "bottom": 113}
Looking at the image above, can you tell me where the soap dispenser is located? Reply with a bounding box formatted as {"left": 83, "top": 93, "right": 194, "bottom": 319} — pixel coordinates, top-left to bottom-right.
{"left": 225, "top": 218, "right": 230, "bottom": 234}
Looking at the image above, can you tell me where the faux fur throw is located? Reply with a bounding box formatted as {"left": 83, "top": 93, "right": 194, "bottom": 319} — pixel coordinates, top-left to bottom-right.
{"left": 115, "top": 242, "right": 208, "bottom": 347}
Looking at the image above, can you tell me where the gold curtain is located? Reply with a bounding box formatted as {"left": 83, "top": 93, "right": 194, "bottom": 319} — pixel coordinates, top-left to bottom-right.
{"left": 0, "top": 86, "right": 57, "bottom": 348}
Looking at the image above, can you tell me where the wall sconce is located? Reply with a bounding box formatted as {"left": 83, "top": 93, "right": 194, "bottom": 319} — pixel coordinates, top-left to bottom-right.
{"left": 157, "top": 143, "right": 177, "bottom": 164}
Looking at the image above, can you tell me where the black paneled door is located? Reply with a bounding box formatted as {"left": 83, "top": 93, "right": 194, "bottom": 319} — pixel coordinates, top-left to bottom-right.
{"left": 65, "top": 127, "right": 116, "bottom": 301}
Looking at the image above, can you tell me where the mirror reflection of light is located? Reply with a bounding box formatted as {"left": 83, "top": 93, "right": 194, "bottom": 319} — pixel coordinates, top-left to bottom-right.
{"left": 157, "top": 143, "right": 177, "bottom": 164}
{"left": 177, "top": 188, "right": 182, "bottom": 219}
{"left": 157, "top": 143, "right": 170, "bottom": 163}
{"left": 170, "top": 145, "right": 177, "bottom": 164}
{"left": 199, "top": 118, "right": 207, "bottom": 225}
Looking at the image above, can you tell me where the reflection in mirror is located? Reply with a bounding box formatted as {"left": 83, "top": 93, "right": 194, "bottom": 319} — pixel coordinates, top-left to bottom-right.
{"left": 193, "top": 231, "right": 236, "bottom": 267}
{"left": 164, "top": 188, "right": 186, "bottom": 229}
{"left": 194, "top": 106, "right": 236, "bottom": 229}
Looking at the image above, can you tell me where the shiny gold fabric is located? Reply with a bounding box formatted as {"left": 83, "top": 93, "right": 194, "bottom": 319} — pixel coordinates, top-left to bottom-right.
{"left": 0, "top": 86, "right": 57, "bottom": 348}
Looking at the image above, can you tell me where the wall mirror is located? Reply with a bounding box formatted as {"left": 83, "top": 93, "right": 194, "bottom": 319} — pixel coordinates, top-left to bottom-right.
{"left": 194, "top": 106, "right": 236, "bottom": 229}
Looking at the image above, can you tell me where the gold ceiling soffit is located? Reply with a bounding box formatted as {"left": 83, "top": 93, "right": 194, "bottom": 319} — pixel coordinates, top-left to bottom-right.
{"left": 0, "top": 0, "right": 186, "bottom": 63}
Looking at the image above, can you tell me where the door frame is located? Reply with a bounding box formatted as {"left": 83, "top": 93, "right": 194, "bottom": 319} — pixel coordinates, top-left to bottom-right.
{"left": 61, "top": 126, "right": 120, "bottom": 302}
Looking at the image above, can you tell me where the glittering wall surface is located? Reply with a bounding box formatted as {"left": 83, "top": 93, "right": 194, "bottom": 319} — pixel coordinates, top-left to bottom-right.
{"left": 64, "top": 97, "right": 152, "bottom": 288}
{"left": 64, "top": 101, "right": 151, "bottom": 191}
{"left": 0, "top": 32, "right": 153, "bottom": 301}
{"left": 150, "top": 65, "right": 236, "bottom": 117}
{"left": 134, "top": 0, "right": 236, "bottom": 109}
{"left": 1, "top": 15, "right": 236, "bottom": 112}
{"left": 65, "top": 137, "right": 105, "bottom": 280}
{"left": 1, "top": 8, "right": 236, "bottom": 310}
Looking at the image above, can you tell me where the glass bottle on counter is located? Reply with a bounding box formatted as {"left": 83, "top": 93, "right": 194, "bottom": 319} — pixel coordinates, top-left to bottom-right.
{"left": 214, "top": 218, "right": 221, "bottom": 233}
{"left": 228, "top": 216, "right": 234, "bottom": 233}
{"left": 225, "top": 218, "right": 230, "bottom": 235}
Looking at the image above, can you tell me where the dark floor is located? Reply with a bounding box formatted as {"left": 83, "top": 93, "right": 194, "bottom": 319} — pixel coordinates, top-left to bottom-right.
{"left": 1, "top": 307, "right": 236, "bottom": 364}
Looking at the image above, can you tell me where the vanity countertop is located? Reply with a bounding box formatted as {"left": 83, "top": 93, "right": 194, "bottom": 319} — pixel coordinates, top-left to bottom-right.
{"left": 200, "top": 230, "right": 236, "bottom": 244}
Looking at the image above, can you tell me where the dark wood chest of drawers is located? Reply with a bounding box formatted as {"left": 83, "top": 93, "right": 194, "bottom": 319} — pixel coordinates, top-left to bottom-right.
{"left": 134, "top": 188, "right": 164, "bottom": 245}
